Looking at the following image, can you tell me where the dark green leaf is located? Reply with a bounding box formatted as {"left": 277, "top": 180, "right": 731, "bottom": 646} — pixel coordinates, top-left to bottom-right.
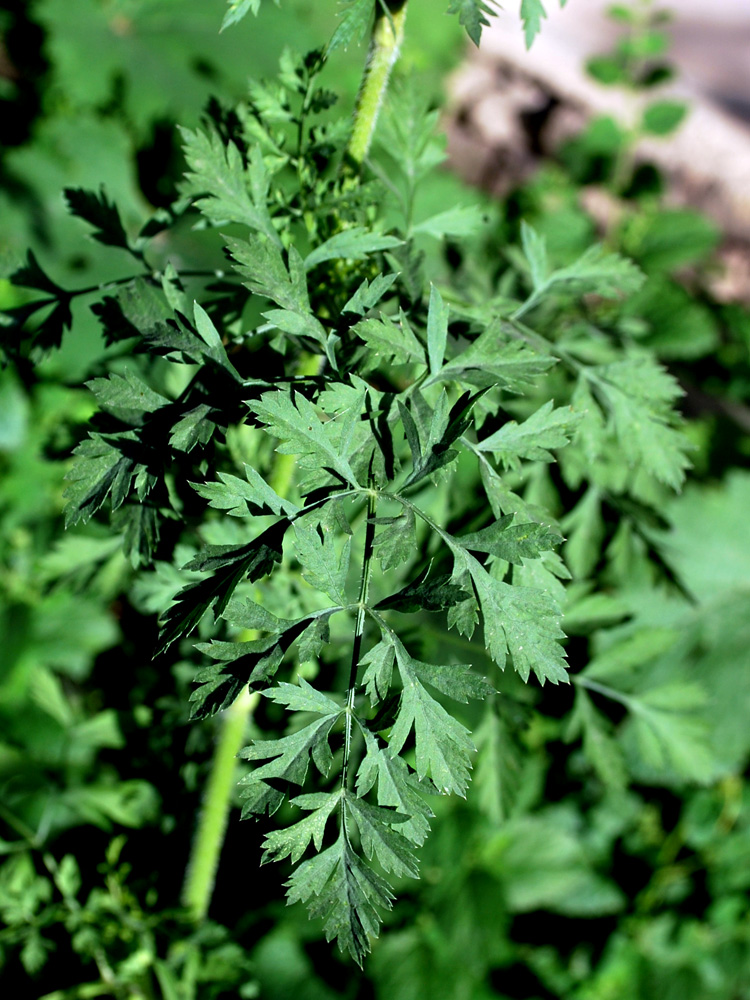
{"left": 86, "top": 371, "right": 170, "bottom": 414}
{"left": 373, "top": 507, "right": 417, "bottom": 571}
{"left": 64, "top": 187, "right": 130, "bottom": 250}
{"left": 157, "top": 525, "right": 286, "bottom": 655}
{"left": 344, "top": 792, "right": 418, "bottom": 878}
{"left": 374, "top": 567, "right": 470, "bottom": 614}
{"left": 458, "top": 515, "right": 563, "bottom": 565}
{"left": 286, "top": 831, "right": 393, "bottom": 966}
{"left": 261, "top": 791, "right": 341, "bottom": 864}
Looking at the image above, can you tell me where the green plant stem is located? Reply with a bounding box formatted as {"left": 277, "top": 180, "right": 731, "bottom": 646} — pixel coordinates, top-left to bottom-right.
{"left": 342, "top": 486, "right": 377, "bottom": 807}
{"left": 183, "top": 687, "right": 260, "bottom": 922}
{"left": 347, "top": 0, "right": 408, "bottom": 163}
{"left": 182, "top": 353, "right": 322, "bottom": 923}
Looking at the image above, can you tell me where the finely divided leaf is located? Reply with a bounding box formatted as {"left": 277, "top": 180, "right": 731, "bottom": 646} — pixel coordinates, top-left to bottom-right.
{"left": 86, "top": 371, "right": 170, "bottom": 414}
{"left": 589, "top": 358, "right": 691, "bottom": 490}
{"left": 342, "top": 273, "right": 399, "bottom": 317}
{"left": 221, "top": 0, "right": 265, "bottom": 30}
{"left": 179, "top": 128, "right": 279, "bottom": 244}
{"left": 356, "top": 737, "right": 434, "bottom": 845}
{"left": 521, "top": 219, "right": 548, "bottom": 287}
{"left": 374, "top": 567, "right": 470, "bottom": 614}
{"left": 388, "top": 636, "right": 480, "bottom": 796}
{"left": 156, "top": 525, "right": 286, "bottom": 655}
{"left": 252, "top": 389, "right": 360, "bottom": 487}
{"left": 427, "top": 284, "right": 449, "bottom": 376}
{"left": 226, "top": 235, "right": 311, "bottom": 315}
{"left": 353, "top": 313, "right": 425, "bottom": 365}
{"left": 261, "top": 791, "right": 341, "bottom": 865}
{"left": 361, "top": 640, "right": 396, "bottom": 706}
{"left": 401, "top": 389, "right": 488, "bottom": 488}
{"left": 192, "top": 464, "right": 300, "bottom": 517}
{"left": 328, "top": 0, "right": 374, "bottom": 52}
{"left": 373, "top": 508, "right": 417, "bottom": 571}
{"left": 305, "top": 228, "right": 401, "bottom": 271}
{"left": 239, "top": 713, "right": 340, "bottom": 816}
{"left": 64, "top": 187, "right": 130, "bottom": 250}
{"left": 412, "top": 204, "right": 485, "bottom": 239}
{"left": 285, "top": 832, "right": 393, "bottom": 967}
{"left": 344, "top": 793, "right": 418, "bottom": 878}
{"left": 477, "top": 401, "right": 581, "bottom": 469}
{"left": 462, "top": 552, "right": 569, "bottom": 685}
{"left": 447, "top": 0, "right": 500, "bottom": 45}
{"left": 458, "top": 515, "right": 563, "bottom": 565}
{"left": 264, "top": 677, "right": 342, "bottom": 716}
{"left": 191, "top": 610, "right": 339, "bottom": 718}
{"left": 520, "top": 0, "right": 547, "bottom": 48}
{"left": 294, "top": 514, "right": 351, "bottom": 604}
{"left": 434, "top": 326, "right": 554, "bottom": 391}
{"left": 412, "top": 660, "right": 495, "bottom": 703}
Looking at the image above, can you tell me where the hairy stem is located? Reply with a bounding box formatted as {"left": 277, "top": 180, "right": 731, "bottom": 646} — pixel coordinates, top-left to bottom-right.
{"left": 347, "top": 0, "right": 408, "bottom": 164}
{"left": 183, "top": 685, "right": 260, "bottom": 922}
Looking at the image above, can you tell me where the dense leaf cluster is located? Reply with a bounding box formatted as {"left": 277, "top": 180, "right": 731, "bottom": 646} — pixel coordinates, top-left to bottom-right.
{"left": 3, "top": 0, "right": 749, "bottom": 992}
{"left": 1, "top": 27, "right": 699, "bottom": 962}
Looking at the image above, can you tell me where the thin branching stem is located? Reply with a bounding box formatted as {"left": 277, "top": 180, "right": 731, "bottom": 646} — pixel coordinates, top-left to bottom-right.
{"left": 341, "top": 485, "right": 378, "bottom": 817}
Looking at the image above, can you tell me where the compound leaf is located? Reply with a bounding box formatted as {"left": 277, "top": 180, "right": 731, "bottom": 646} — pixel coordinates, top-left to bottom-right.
{"left": 286, "top": 832, "right": 393, "bottom": 967}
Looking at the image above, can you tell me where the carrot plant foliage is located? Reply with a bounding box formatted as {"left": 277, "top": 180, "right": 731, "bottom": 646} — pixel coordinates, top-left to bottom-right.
{"left": 3, "top": 0, "right": 749, "bottom": 992}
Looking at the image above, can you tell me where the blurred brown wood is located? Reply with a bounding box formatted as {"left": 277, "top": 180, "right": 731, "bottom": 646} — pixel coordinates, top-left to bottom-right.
{"left": 444, "top": 0, "right": 750, "bottom": 302}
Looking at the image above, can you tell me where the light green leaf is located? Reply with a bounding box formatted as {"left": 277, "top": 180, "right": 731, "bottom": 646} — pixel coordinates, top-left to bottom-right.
{"left": 304, "top": 228, "right": 401, "bottom": 271}
{"left": 476, "top": 400, "right": 581, "bottom": 469}
{"left": 345, "top": 793, "right": 418, "bottom": 878}
{"left": 434, "top": 326, "right": 555, "bottom": 391}
{"left": 328, "top": 0, "right": 374, "bottom": 52}
{"left": 374, "top": 507, "right": 417, "bottom": 571}
{"left": 590, "top": 357, "right": 691, "bottom": 489}
{"left": 474, "top": 703, "right": 523, "bottom": 823}
{"left": 264, "top": 677, "right": 343, "bottom": 717}
{"left": 446, "top": 0, "right": 500, "bottom": 45}
{"left": 458, "top": 515, "right": 563, "bottom": 565}
{"left": 458, "top": 550, "right": 568, "bottom": 685}
{"left": 361, "top": 640, "right": 396, "bottom": 705}
{"left": 179, "top": 128, "right": 279, "bottom": 244}
{"left": 86, "top": 371, "right": 169, "bottom": 413}
{"left": 253, "top": 389, "right": 360, "bottom": 488}
{"left": 227, "top": 235, "right": 309, "bottom": 314}
{"left": 294, "top": 513, "right": 351, "bottom": 604}
{"left": 412, "top": 204, "right": 484, "bottom": 239}
{"left": 353, "top": 313, "right": 425, "bottom": 365}
{"left": 521, "top": 219, "right": 549, "bottom": 288}
{"left": 342, "top": 272, "right": 399, "bottom": 316}
{"left": 261, "top": 791, "right": 341, "bottom": 865}
{"left": 388, "top": 635, "right": 479, "bottom": 796}
{"left": 192, "top": 464, "right": 301, "bottom": 518}
{"left": 427, "top": 284, "right": 449, "bottom": 376}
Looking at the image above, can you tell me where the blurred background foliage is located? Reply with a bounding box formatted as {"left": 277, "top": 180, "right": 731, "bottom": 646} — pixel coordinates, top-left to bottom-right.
{"left": 2, "top": 1, "right": 750, "bottom": 998}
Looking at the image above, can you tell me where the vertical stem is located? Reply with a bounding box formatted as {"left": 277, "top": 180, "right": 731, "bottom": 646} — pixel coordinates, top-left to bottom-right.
{"left": 347, "top": 0, "right": 408, "bottom": 164}
{"left": 182, "top": 687, "right": 260, "bottom": 922}
{"left": 341, "top": 487, "right": 377, "bottom": 805}
{"left": 183, "top": 355, "right": 321, "bottom": 921}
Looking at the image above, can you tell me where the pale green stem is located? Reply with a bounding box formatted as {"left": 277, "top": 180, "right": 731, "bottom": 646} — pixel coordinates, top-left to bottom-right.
{"left": 347, "top": 0, "right": 408, "bottom": 163}
{"left": 182, "top": 354, "right": 321, "bottom": 922}
{"left": 182, "top": 686, "right": 260, "bottom": 922}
